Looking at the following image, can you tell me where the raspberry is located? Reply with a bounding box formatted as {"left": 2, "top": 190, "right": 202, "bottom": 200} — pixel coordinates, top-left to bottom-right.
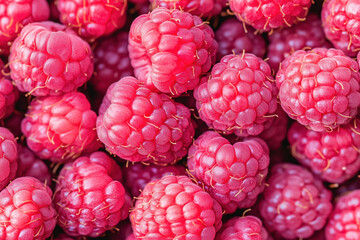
{"left": 259, "top": 163, "right": 333, "bottom": 239}
{"left": 0, "top": 127, "right": 17, "bottom": 191}
{"left": 229, "top": 0, "right": 312, "bottom": 32}
{"left": 128, "top": 7, "right": 217, "bottom": 96}
{"left": 123, "top": 162, "right": 186, "bottom": 196}
{"left": 130, "top": 175, "right": 223, "bottom": 239}
{"left": 0, "top": 78, "right": 19, "bottom": 120}
{"left": 96, "top": 77, "right": 195, "bottom": 165}
{"left": 56, "top": 0, "right": 127, "bottom": 40}
{"left": 9, "top": 22, "right": 93, "bottom": 96}
{"left": 194, "top": 53, "right": 277, "bottom": 137}
{"left": 276, "top": 48, "right": 360, "bottom": 132}
{"left": 4, "top": 111, "right": 24, "bottom": 138}
{"left": 188, "top": 131, "right": 270, "bottom": 214}
{"left": 54, "top": 152, "right": 127, "bottom": 237}
{"left": 215, "top": 18, "right": 266, "bottom": 61}
{"left": 21, "top": 92, "right": 99, "bottom": 163}
{"left": 0, "top": 176, "right": 57, "bottom": 240}
{"left": 0, "top": 0, "right": 50, "bottom": 55}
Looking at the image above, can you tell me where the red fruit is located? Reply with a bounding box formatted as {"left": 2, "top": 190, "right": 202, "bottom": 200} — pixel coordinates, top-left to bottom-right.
{"left": 9, "top": 22, "right": 93, "bottom": 96}
{"left": 96, "top": 77, "right": 195, "bottom": 165}
{"left": 54, "top": 152, "right": 127, "bottom": 237}
{"left": 229, "top": 0, "right": 312, "bottom": 32}
{"left": 188, "top": 131, "right": 270, "bottom": 214}
{"left": 0, "top": 127, "right": 17, "bottom": 191}
{"left": 130, "top": 175, "right": 223, "bottom": 239}
{"left": 128, "top": 7, "right": 217, "bottom": 96}
{"left": 194, "top": 54, "right": 277, "bottom": 137}
{"left": 3, "top": 111, "right": 24, "bottom": 138}
{"left": 0, "top": 177, "right": 57, "bottom": 240}
{"left": 21, "top": 92, "right": 99, "bottom": 163}
{"left": 0, "top": 78, "right": 18, "bottom": 120}
{"left": 276, "top": 48, "right": 360, "bottom": 132}
{"left": 259, "top": 163, "right": 333, "bottom": 239}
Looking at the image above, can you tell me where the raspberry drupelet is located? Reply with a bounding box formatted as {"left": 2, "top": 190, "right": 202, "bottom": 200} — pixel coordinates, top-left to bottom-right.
{"left": 0, "top": 78, "right": 19, "bottom": 120}
{"left": 0, "top": 127, "right": 17, "bottom": 191}
{"left": 276, "top": 47, "right": 360, "bottom": 132}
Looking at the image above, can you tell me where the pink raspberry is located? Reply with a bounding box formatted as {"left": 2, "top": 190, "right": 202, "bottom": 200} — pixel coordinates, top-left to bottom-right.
{"left": 0, "top": 78, "right": 18, "bottom": 120}
{"left": 21, "top": 92, "right": 99, "bottom": 163}
{"left": 0, "top": 127, "right": 17, "bottom": 191}
{"left": 276, "top": 48, "right": 360, "bottom": 132}
{"left": 0, "top": 176, "right": 57, "bottom": 240}
{"left": 56, "top": 0, "right": 127, "bottom": 40}
{"left": 194, "top": 54, "right": 277, "bottom": 137}
{"left": 229, "top": 0, "right": 312, "bottom": 32}
{"left": 128, "top": 7, "right": 217, "bottom": 96}
{"left": 188, "top": 131, "right": 270, "bottom": 214}
{"left": 9, "top": 22, "right": 93, "bottom": 96}
{"left": 54, "top": 152, "right": 127, "bottom": 237}
{"left": 259, "top": 163, "right": 333, "bottom": 239}
{"left": 0, "top": 0, "right": 50, "bottom": 55}
{"left": 130, "top": 175, "right": 223, "bottom": 239}
{"left": 96, "top": 77, "right": 195, "bottom": 165}
{"left": 215, "top": 18, "right": 266, "bottom": 61}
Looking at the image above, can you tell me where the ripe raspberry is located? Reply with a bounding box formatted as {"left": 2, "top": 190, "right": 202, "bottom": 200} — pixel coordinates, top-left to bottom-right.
{"left": 97, "top": 77, "right": 195, "bottom": 165}
{"left": 0, "top": 176, "right": 57, "bottom": 240}
{"left": 54, "top": 152, "right": 127, "bottom": 237}
{"left": 0, "top": 127, "right": 17, "bottom": 191}
{"left": 194, "top": 53, "right": 277, "bottom": 137}
{"left": 21, "top": 92, "right": 99, "bottom": 163}
{"left": 188, "top": 131, "right": 270, "bottom": 214}
{"left": 0, "top": 78, "right": 18, "bottom": 120}
{"left": 276, "top": 48, "right": 360, "bottom": 132}
{"left": 229, "top": 0, "right": 312, "bottom": 32}
{"left": 215, "top": 18, "right": 266, "bottom": 61}
{"left": 259, "top": 163, "right": 333, "bottom": 239}
{"left": 9, "top": 22, "right": 93, "bottom": 96}
{"left": 128, "top": 7, "right": 217, "bottom": 96}
{"left": 130, "top": 175, "right": 223, "bottom": 239}
{"left": 0, "top": 0, "right": 50, "bottom": 55}
{"left": 4, "top": 111, "right": 24, "bottom": 138}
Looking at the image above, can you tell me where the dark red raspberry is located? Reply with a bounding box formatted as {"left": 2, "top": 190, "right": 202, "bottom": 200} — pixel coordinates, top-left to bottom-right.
{"left": 96, "top": 76, "right": 195, "bottom": 165}
{"left": 9, "top": 22, "right": 93, "bottom": 96}
{"left": 276, "top": 48, "right": 360, "bottom": 132}
{"left": 128, "top": 7, "right": 217, "bottom": 96}
{"left": 21, "top": 92, "right": 99, "bottom": 163}
{"left": 229, "top": 0, "right": 312, "bottom": 32}
{"left": 56, "top": 0, "right": 127, "bottom": 41}
{"left": 130, "top": 175, "right": 223, "bottom": 239}
{"left": 54, "top": 152, "right": 127, "bottom": 237}
{"left": 194, "top": 53, "right": 277, "bottom": 137}
{"left": 188, "top": 131, "right": 270, "bottom": 214}
{"left": 0, "top": 127, "right": 17, "bottom": 191}
{"left": 3, "top": 111, "right": 24, "bottom": 138}
{"left": 0, "top": 176, "right": 57, "bottom": 239}
{"left": 215, "top": 18, "right": 266, "bottom": 61}
{"left": 259, "top": 163, "right": 333, "bottom": 239}
{"left": 0, "top": 78, "right": 18, "bottom": 120}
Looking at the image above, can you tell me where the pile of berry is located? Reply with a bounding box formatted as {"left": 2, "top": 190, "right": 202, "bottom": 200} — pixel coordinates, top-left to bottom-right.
{"left": 1, "top": 0, "right": 360, "bottom": 239}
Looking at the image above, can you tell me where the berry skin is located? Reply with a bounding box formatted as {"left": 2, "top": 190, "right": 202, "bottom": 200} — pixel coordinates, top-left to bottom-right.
{"left": 276, "top": 47, "right": 360, "bottom": 132}
{"left": 0, "top": 176, "right": 57, "bottom": 240}
{"left": 194, "top": 54, "right": 277, "bottom": 137}
{"left": 9, "top": 22, "right": 93, "bottom": 97}
{"left": 0, "top": 78, "right": 19, "bottom": 120}
{"left": 0, "top": 127, "right": 17, "bottom": 191}
{"left": 128, "top": 7, "right": 218, "bottom": 96}
{"left": 188, "top": 131, "right": 270, "bottom": 214}
{"left": 96, "top": 76, "right": 195, "bottom": 165}
{"left": 21, "top": 92, "right": 99, "bottom": 163}
{"left": 130, "top": 175, "right": 223, "bottom": 239}
{"left": 54, "top": 152, "right": 127, "bottom": 237}
{"left": 229, "top": 0, "right": 312, "bottom": 32}
{"left": 259, "top": 163, "right": 333, "bottom": 239}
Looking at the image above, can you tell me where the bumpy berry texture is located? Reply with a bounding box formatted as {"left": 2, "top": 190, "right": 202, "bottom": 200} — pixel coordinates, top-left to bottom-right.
{"left": 229, "top": 0, "right": 312, "bottom": 32}
{"left": 54, "top": 152, "right": 127, "bottom": 237}
{"left": 259, "top": 163, "right": 333, "bottom": 239}
{"left": 0, "top": 78, "right": 18, "bottom": 120}
{"left": 194, "top": 54, "right": 277, "bottom": 137}
{"left": 0, "top": 0, "right": 50, "bottom": 55}
{"left": 188, "top": 131, "right": 270, "bottom": 214}
{"left": 128, "top": 7, "right": 217, "bottom": 96}
{"left": 0, "top": 177, "right": 57, "bottom": 240}
{"left": 4, "top": 111, "right": 24, "bottom": 138}
{"left": 0, "top": 127, "right": 17, "bottom": 191}
{"left": 215, "top": 18, "right": 266, "bottom": 61}
{"left": 276, "top": 48, "right": 360, "bottom": 132}
{"left": 97, "top": 77, "right": 195, "bottom": 165}
{"left": 21, "top": 92, "right": 99, "bottom": 163}
{"left": 130, "top": 175, "right": 223, "bottom": 239}
{"left": 56, "top": 0, "right": 127, "bottom": 40}
{"left": 9, "top": 22, "right": 93, "bottom": 96}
